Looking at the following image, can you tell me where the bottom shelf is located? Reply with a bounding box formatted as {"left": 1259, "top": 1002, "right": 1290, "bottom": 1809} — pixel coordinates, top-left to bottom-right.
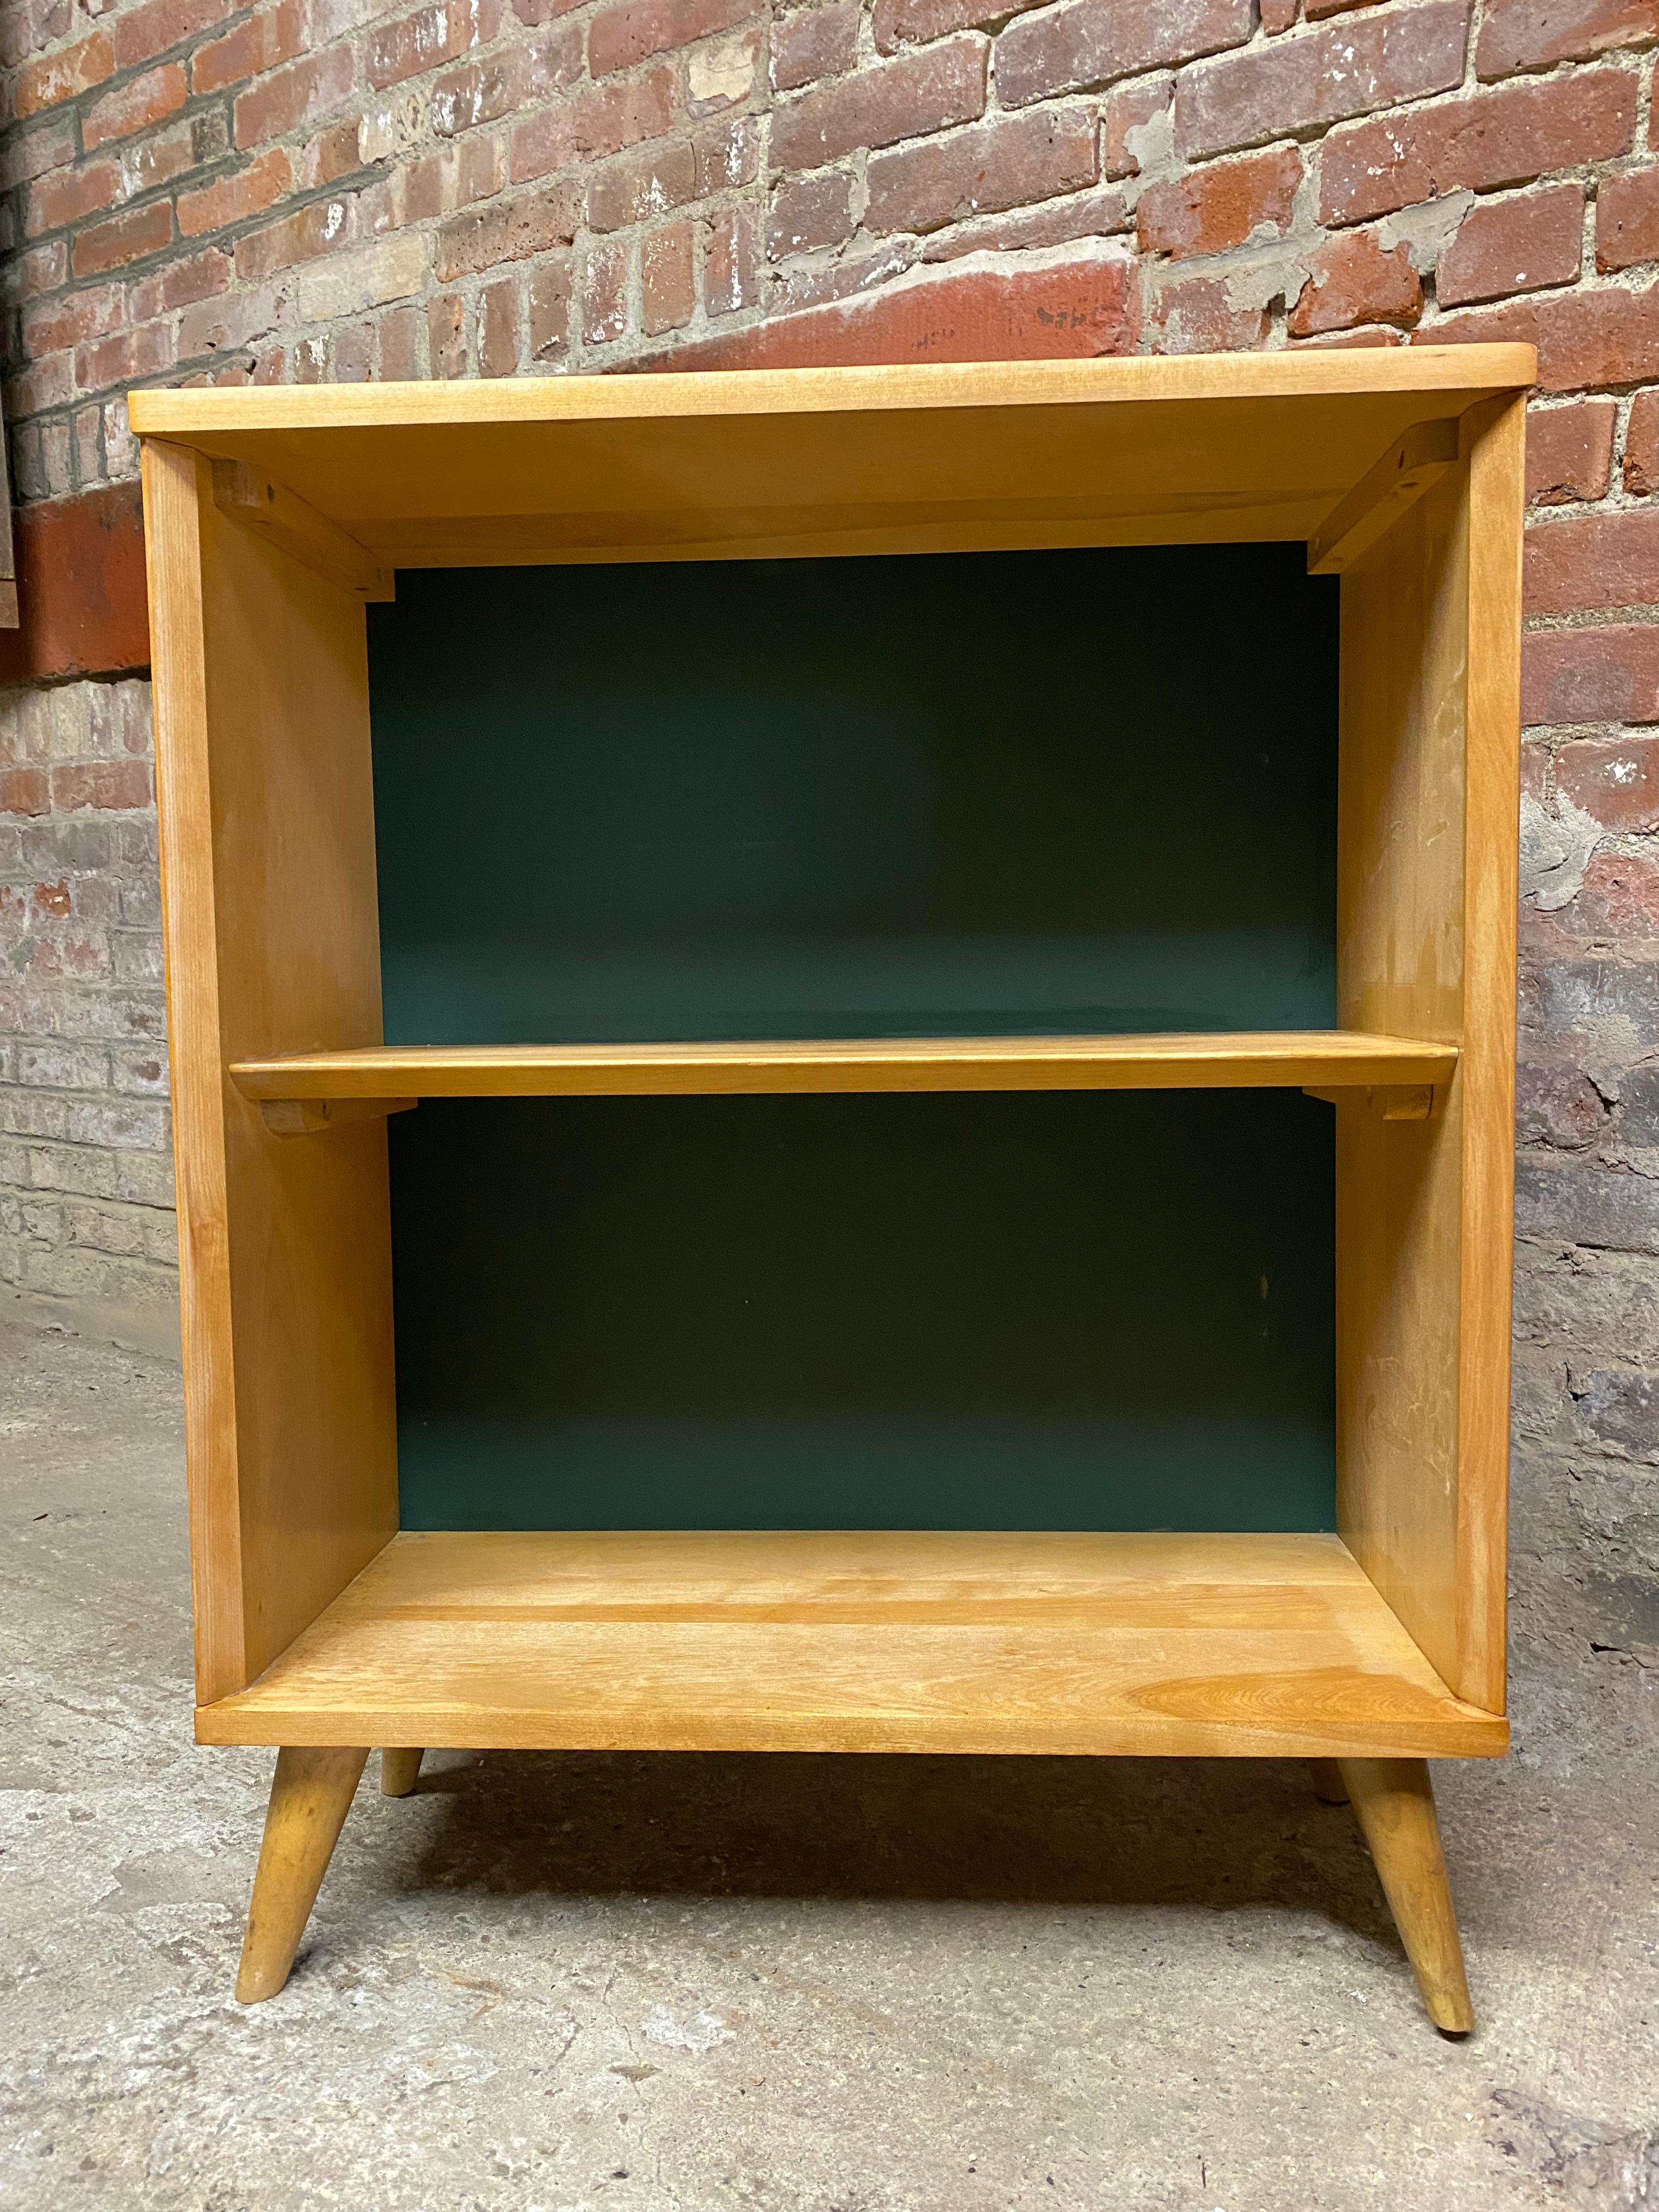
{"left": 198, "top": 1531, "right": 1506, "bottom": 1759}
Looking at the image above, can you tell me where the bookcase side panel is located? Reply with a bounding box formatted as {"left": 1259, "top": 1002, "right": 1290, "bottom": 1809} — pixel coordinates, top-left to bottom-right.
{"left": 144, "top": 438, "right": 247, "bottom": 1704}
{"left": 1334, "top": 458, "right": 1471, "bottom": 1701}
{"left": 1454, "top": 393, "right": 1525, "bottom": 1716}
{"left": 156, "top": 444, "right": 399, "bottom": 1693}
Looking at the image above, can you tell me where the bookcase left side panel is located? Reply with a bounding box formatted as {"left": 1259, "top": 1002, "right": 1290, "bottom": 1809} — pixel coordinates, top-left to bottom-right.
{"left": 143, "top": 439, "right": 399, "bottom": 1703}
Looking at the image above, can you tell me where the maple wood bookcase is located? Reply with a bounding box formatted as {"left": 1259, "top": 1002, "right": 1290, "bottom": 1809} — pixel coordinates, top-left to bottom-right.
{"left": 132, "top": 346, "right": 1528, "bottom": 2028}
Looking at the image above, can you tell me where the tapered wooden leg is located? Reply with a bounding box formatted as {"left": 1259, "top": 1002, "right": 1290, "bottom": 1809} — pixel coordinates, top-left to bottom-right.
{"left": 234, "top": 1746, "right": 369, "bottom": 2004}
{"left": 1308, "top": 1758, "right": 1349, "bottom": 1804}
{"left": 1338, "top": 1757, "right": 1474, "bottom": 2034}
{"left": 381, "top": 1747, "right": 424, "bottom": 1797}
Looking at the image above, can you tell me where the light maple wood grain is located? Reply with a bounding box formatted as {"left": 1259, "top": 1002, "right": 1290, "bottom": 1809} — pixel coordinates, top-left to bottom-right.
{"left": 194, "top": 1531, "right": 1509, "bottom": 1759}
{"left": 144, "top": 439, "right": 398, "bottom": 1705}
{"left": 1333, "top": 399, "right": 1521, "bottom": 1717}
{"left": 229, "top": 1031, "right": 1460, "bottom": 1103}
{"left": 1307, "top": 420, "right": 1459, "bottom": 575}
{"left": 127, "top": 349, "right": 1533, "bottom": 567}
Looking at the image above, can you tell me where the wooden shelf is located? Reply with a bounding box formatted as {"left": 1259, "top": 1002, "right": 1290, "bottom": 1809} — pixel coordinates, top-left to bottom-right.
{"left": 229, "top": 1030, "right": 1458, "bottom": 1103}
{"left": 195, "top": 1529, "right": 1508, "bottom": 1758}
{"left": 127, "top": 348, "right": 1533, "bottom": 568}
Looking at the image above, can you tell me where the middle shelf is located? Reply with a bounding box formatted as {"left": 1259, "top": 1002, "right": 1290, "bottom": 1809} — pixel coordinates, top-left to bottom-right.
{"left": 229, "top": 1029, "right": 1457, "bottom": 1104}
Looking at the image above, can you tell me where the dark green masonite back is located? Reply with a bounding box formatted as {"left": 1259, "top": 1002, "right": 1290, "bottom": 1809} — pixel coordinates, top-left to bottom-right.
{"left": 370, "top": 544, "right": 1339, "bottom": 1532}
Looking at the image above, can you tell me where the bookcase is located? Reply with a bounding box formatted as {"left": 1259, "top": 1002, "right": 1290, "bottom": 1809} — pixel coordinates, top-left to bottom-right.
{"left": 130, "top": 345, "right": 1529, "bottom": 2030}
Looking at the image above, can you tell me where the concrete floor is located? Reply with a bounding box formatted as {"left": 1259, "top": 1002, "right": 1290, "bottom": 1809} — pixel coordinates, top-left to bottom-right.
{"left": 2, "top": 1307, "right": 1655, "bottom": 2212}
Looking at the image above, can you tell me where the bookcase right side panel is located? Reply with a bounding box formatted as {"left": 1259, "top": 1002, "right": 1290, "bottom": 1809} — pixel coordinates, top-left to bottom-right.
{"left": 1335, "top": 398, "right": 1522, "bottom": 1717}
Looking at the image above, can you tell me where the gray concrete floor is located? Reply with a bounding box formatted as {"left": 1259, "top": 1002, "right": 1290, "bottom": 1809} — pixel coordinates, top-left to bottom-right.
{"left": 2, "top": 1307, "right": 1655, "bottom": 2212}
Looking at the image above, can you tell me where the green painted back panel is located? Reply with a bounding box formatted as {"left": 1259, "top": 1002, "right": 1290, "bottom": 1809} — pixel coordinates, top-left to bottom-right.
{"left": 391, "top": 1091, "right": 1335, "bottom": 1532}
{"left": 370, "top": 545, "right": 1339, "bottom": 1532}
{"left": 369, "top": 546, "right": 1339, "bottom": 1044}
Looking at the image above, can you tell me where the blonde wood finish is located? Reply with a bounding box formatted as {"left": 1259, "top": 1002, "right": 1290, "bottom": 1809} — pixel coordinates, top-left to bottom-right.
{"left": 230, "top": 1031, "right": 1459, "bottom": 1103}
{"left": 380, "top": 1747, "right": 424, "bottom": 1796}
{"left": 234, "top": 1746, "right": 369, "bottom": 2004}
{"left": 210, "top": 458, "right": 394, "bottom": 601}
{"left": 143, "top": 439, "right": 398, "bottom": 1705}
{"left": 1303, "top": 1082, "right": 1437, "bottom": 1120}
{"left": 1307, "top": 421, "right": 1460, "bottom": 576}
{"left": 1308, "top": 1758, "right": 1350, "bottom": 1804}
{"left": 128, "top": 350, "right": 1533, "bottom": 568}
{"left": 1338, "top": 1757, "right": 1475, "bottom": 2032}
{"left": 1333, "top": 396, "right": 1522, "bottom": 1716}
{"left": 260, "top": 1097, "right": 417, "bottom": 1136}
{"left": 195, "top": 1531, "right": 1508, "bottom": 1759}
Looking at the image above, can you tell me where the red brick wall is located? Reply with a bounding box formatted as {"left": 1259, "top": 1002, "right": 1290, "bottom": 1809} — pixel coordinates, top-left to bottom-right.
{"left": 1, "top": 0, "right": 1657, "bottom": 1627}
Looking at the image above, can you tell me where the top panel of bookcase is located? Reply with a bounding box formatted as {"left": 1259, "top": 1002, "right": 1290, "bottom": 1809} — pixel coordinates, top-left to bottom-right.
{"left": 127, "top": 347, "right": 1536, "bottom": 569}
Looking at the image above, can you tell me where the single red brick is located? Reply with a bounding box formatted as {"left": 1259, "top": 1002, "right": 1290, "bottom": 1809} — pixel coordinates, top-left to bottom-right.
{"left": 233, "top": 47, "right": 353, "bottom": 148}
{"left": 1260, "top": 0, "right": 1295, "bottom": 25}
{"left": 114, "top": 0, "right": 230, "bottom": 69}
{"left": 476, "top": 276, "right": 520, "bottom": 375}
{"left": 586, "top": 139, "right": 697, "bottom": 232}
{"left": 1000, "top": 0, "right": 1248, "bottom": 110}
{"left": 1570, "top": 847, "right": 1659, "bottom": 935}
{"left": 76, "top": 319, "right": 174, "bottom": 392}
{"left": 1176, "top": 0, "right": 1468, "bottom": 161}
{"left": 455, "top": 128, "right": 506, "bottom": 201}
{"left": 1527, "top": 506, "right": 1659, "bottom": 613}
{"left": 427, "top": 292, "right": 467, "bottom": 375}
{"left": 872, "top": 0, "right": 1036, "bottom": 50}
{"left": 591, "top": 0, "right": 757, "bottom": 72}
{"left": 1625, "top": 386, "right": 1659, "bottom": 492}
{"left": 1527, "top": 398, "right": 1616, "bottom": 503}
{"left": 1478, "top": 0, "right": 1659, "bottom": 77}
{"left": 775, "top": 0, "right": 858, "bottom": 82}
{"left": 433, "top": 50, "right": 522, "bottom": 134}
{"left": 367, "top": 0, "right": 504, "bottom": 89}
{"left": 0, "top": 768, "right": 51, "bottom": 817}
{"left": 376, "top": 302, "right": 424, "bottom": 377}
{"left": 1597, "top": 166, "right": 1659, "bottom": 272}
{"left": 642, "top": 219, "right": 696, "bottom": 332}
{"left": 122, "top": 118, "right": 199, "bottom": 203}
{"left": 768, "top": 167, "right": 854, "bottom": 256}
{"left": 1136, "top": 143, "right": 1299, "bottom": 259}
{"left": 14, "top": 31, "right": 113, "bottom": 118}
{"left": 301, "top": 114, "right": 365, "bottom": 189}
{"left": 69, "top": 199, "right": 173, "bottom": 278}
{"left": 510, "top": 65, "right": 681, "bottom": 180}
{"left": 704, "top": 200, "right": 759, "bottom": 315}
{"left": 1531, "top": 628, "right": 1659, "bottom": 721}
{"left": 25, "top": 158, "right": 120, "bottom": 238}
{"left": 528, "top": 256, "right": 572, "bottom": 356}
{"left": 1438, "top": 182, "right": 1583, "bottom": 306}
{"left": 191, "top": 0, "right": 307, "bottom": 95}
{"left": 177, "top": 148, "right": 293, "bottom": 235}
{"left": 1103, "top": 74, "right": 1171, "bottom": 177}
{"left": 772, "top": 36, "right": 986, "bottom": 167}
{"left": 1421, "top": 279, "right": 1659, "bottom": 393}
{"left": 233, "top": 193, "right": 352, "bottom": 280}
{"left": 1554, "top": 735, "right": 1659, "bottom": 827}
{"left": 581, "top": 239, "right": 629, "bottom": 344}
{"left": 81, "top": 62, "right": 187, "bottom": 149}
{"left": 922, "top": 180, "right": 1130, "bottom": 257}
{"left": 693, "top": 113, "right": 761, "bottom": 191}
{"left": 52, "top": 760, "right": 151, "bottom": 811}
{"left": 1289, "top": 229, "right": 1420, "bottom": 335}
{"left": 1149, "top": 268, "right": 1269, "bottom": 351}
{"left": 866, "top": 106, "right": 1097, "bottom": 235}
{"left": 1321, "top": 69, "right": 1635, "bottom": 225}
{"left": 21, "top": 284, "right": 121, "bottom": 356}
{"left": 435, "top": 180, "right": 580, "bottom": 278}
